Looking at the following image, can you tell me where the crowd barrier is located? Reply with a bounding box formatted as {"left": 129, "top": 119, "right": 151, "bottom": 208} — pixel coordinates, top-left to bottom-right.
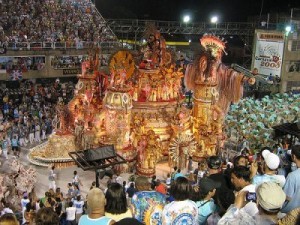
{"left": 5, "top": 41, "right": 122, "bottom": 51}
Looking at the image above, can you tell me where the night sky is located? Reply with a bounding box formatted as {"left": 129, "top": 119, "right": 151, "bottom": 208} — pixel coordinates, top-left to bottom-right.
{"left": 96, "top": 0, "right": 300, "bottom": 22}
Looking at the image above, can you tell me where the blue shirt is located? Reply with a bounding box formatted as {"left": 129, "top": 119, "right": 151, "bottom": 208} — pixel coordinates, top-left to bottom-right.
{"left": 174, "top": 173, "right": 185, "bottom": 180}
{"left": 11, "top": 138, "right": 18, "bottom": 147}
{"left": 282, "top": 168, "right": 300, "bottom": 213}
{"left": 252, "top": 174, "right": 285, "bottom": 188}
{"left": 78, "top": 215, "right": 112, "bottom": 225}
{"left": 196, "top": 199, "right": 217, "bottom": 225}
{"left": 2, "top": 140, "right": 8, "bottom": 150}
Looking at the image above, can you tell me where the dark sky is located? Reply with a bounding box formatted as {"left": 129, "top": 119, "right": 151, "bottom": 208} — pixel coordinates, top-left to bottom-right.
{"left": 96, "top": 0, "right": 300, "bottom": 22}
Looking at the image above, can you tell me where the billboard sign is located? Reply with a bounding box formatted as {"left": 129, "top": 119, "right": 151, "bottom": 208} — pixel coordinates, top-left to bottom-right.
{"left": 253, "top": 32, "right": 284, "bottom": 77}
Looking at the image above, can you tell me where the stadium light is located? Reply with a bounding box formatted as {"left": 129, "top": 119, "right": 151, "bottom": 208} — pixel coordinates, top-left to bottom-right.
{"left": 211, "top": 16, "right": 218, "bottom": 24}
{"left": 183, "top": 15, "right": 191, "bottom": 23}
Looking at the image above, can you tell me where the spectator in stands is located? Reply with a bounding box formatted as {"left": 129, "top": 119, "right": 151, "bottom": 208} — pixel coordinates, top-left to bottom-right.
{"left": 104, "top": 182, "right": 133, "bottom": 222}
{"left": 281, "top": 145, "right": 300, "bottom": 213}
{"left": 131, "top": 176, "right": 166, "bottom": 224}
{"left": 162, "top": 176, "right": 198, "bottom": 224}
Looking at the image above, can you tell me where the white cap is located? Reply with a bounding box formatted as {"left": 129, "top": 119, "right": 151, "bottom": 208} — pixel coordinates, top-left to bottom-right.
{"left": 262, "top": 150, "right": 280, "bottom": 170}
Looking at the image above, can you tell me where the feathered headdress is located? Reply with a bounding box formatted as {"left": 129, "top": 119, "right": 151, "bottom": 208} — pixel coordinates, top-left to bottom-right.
{"left": 200, "top": 34, "right": 227, "bottom": 58}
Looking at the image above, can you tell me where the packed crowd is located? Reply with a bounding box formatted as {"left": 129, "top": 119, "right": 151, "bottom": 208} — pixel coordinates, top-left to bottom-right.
{"left": 0, "top": 79, "right": 75, "bottom": 159}
{"left": 0, "top": 0, "right": 116, "bottom": 48}
{"left": 1, "top": 57, "right": 46, "bottom": 73}
{"left": 1, "top": 139, "right": 300, "bottom": 224}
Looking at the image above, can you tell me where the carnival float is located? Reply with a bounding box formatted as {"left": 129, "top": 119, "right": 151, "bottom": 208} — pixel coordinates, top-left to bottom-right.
{"left": 28, "top": 27, "right": 255, "bottom": 176}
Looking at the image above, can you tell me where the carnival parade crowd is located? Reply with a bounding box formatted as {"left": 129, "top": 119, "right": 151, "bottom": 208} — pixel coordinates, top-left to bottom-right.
{"left": 0, "top": 77, "right": 299, "bottom": 225}
{"left": 1, "top": 128, "right": 300, "bottom": 225}
{"left": 0, "top": 0, "right": 300, "bottom": 224}
{"left": 0, "top": 80, "right": 75, "bottom": 159}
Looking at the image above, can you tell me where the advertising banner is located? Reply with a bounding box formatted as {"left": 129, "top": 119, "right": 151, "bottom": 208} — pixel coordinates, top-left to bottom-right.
{"left": 253, "top": 32, "right": 284, "bottom": 77}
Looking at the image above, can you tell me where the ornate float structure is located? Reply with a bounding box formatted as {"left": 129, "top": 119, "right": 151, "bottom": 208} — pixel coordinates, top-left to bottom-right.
{"left": 28, "top": 29, "right": 254, "bottom": 176}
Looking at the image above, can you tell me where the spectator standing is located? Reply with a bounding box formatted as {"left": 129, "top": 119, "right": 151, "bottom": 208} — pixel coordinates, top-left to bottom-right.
{"left": 126, "top": 182, "right": 136, "bottom": 199}
{"left": 281, "top": 145, "right": 300, "bottom": 213}
{"left": 218, "top": 182, "right": 286, "bottom": 225}
{"left": 78, "top": 188, "right": 114, "bottom": 225}
{"left": 66, "top": 202, "right": 76, "bottom": 225}
{"left": 0, "top": 202, "right": 13, "bottom": 215}
{"left": 131, "top": 176, "right": 166, "bottom": 224}
{"left": 73, "top": 195, "right": 85, "bottom": 223}
{"left": 251, "top": 149, "right": 285, "bottom": 187}
{"left": 196, "top": 178, "right": 220, "bottom": 225}
{"left": 11, "top": 135, "right": 19, "bottom": 157}
{"left": 29, "top": 122, "right": 35, "bottom": 144}
{"left": 48, "top": 165, "right": 56, "bottom": 190}
{"left": 0, "top": 213, "right": 19, "bottom": 225}
{"left": 155, "top": 180, "right": 167, "bottom": 195}
{"left": 35, "top": 207, "right": 60, "bottom": 225}
{"left": 105, "top": 183, "right": 133, "bottom": 222}
{"left": 162, "top": 176, "right": 198, "bottom": 224}
{"left": 72, "top": 171, "right": 82, "bottom": 189}
{"left": 1, "top": 137, "right": 8, "bottom": 159}
{"left": 35, "top": 121, "right": 41, "bottom": 143}
{"left": 173, "top": 169, "right": 184, "bottom": 180}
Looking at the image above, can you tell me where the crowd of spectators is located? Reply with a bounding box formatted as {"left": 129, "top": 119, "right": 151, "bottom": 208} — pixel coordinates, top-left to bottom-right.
{"left": 0, "top": 0, "right": 117, "bottom": 50}
{"left": 0, "top": 57, "right": 45, "bottom": 73}
{"left": 0, "top": 79, "right": 75, "bottom": 159}
{"left": 0, "top": 79, "right": 299, "bottom": 225}
{"left": 1, "top": 129, "right": 300, "bottom": 224}
{"left": 51, "top": 56, "right": 86, "bottom": 69}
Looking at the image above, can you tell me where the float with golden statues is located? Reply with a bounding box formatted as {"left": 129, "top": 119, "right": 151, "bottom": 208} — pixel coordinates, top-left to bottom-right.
{"left": 28, "top": 28, "right": 255, "bottom": 176}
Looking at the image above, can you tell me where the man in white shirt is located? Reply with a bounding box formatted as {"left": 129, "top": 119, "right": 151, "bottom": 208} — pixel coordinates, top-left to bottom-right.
{"left": 48, "top": 165, "right": 56, "bottom": 190}
{"left": 66, "top": 201, "right": 76, "bottom": 225}
{"left": 73, "top": 195, "right": 85, "bottom": 223}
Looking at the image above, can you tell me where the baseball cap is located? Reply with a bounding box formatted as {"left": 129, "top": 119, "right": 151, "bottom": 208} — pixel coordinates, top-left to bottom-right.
{"left": 199, "top": 177, "right": 221, "bottom": 194}
{"left": 256, "top": 182, "right": 286, "bottom": 212}
{"left": 262, "top": 150, "right": 280, "bottom": 170}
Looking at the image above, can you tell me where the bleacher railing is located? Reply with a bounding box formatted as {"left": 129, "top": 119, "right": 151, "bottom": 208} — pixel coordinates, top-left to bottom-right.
{"left": 5, "top": 41, "right": 122, "bottom": 51}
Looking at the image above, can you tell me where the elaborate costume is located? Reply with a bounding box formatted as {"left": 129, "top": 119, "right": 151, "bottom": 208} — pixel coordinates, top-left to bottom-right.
{"left": 185, "top": 34, "right": 255, "bottom": 157}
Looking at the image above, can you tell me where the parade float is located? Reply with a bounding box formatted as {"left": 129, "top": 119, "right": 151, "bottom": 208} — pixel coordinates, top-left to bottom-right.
{"left": 0, "top": 158, "right": 37, "bottom": 212}
{"left": 28, "top": 28, "right": 255, "bottom": 176}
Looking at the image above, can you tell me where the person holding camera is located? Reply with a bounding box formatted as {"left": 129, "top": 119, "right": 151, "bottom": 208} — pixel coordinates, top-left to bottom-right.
{"left": 218, "top": 182, "right": 286, "bottom": 225}
{"left": 230, "top": 166, "right": 258, "bottom": 216}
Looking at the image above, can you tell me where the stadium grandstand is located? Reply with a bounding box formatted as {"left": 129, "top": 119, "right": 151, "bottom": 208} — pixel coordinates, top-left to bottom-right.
{"left": 0, "top": 0, "right": 120, "bottom": 81}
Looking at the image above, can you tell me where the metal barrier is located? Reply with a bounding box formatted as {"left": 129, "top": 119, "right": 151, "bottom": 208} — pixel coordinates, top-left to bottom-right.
{"left": 5, "top": 41, "right": 122, "bottom": 51}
